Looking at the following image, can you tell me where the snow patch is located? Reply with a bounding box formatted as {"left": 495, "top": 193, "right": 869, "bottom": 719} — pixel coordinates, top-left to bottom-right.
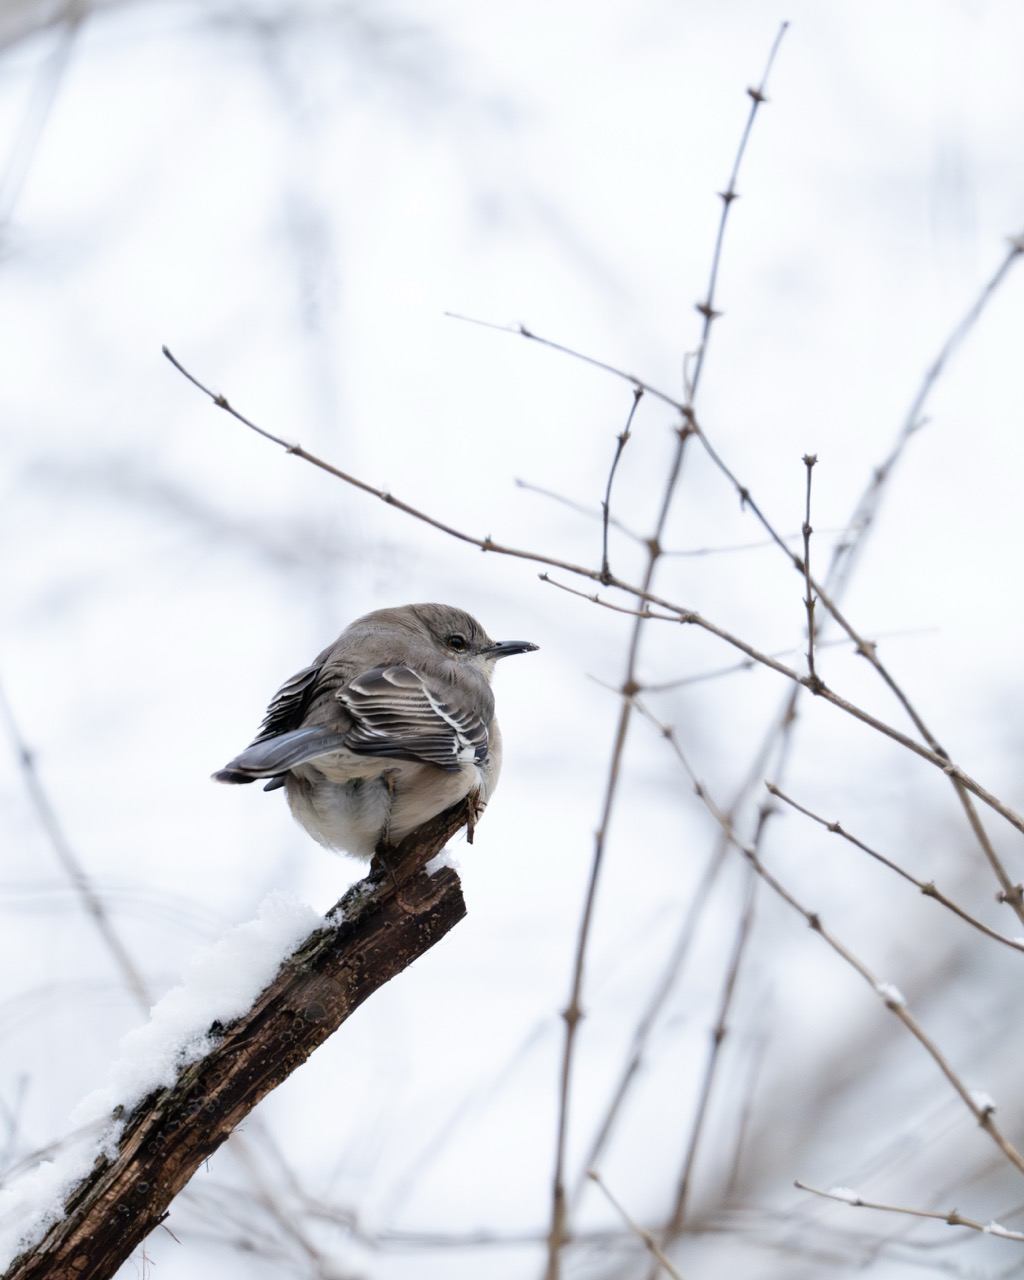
{"left": 0, "top": 892, "right": 321, "bottom": 1268}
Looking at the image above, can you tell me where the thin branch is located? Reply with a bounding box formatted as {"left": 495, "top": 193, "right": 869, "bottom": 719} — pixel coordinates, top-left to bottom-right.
{"left": 587, "top": 1170, "right": 685, "bottom": 1280}
{"left": 638, "top": 629, "right": 935, "bottom": 694}
{"left": 545, "top": 663, "right": 645, "bottom": 1280}
{"left": 794, "top": 1180, "right": 1024, "bottom": 1243}
{"left": 569, "top": 844, "right": 729, "bottom": 1210}
{"left": 767, "top": 782, "right": 1024, "bottom": 954}
{"left": 516, "top": 478, "right": 836, "bottom": 559}
{"left": 641, "top": 711, "right": 1024, "bottom": 1180}
{"left": 163, "top": 345, "right": 641, "bottom": 589}
{"left": 824, "top": 232, "right": 1024, "bottom": 603}
{"left": 601, "top": 387, "right": 643, "bottom": 582}
{"left": 0, "top": 7, "right": 81, "bottom": 228}
{"left": 657, "top": 866, "right": 758, "bottom": 1255}
{"left": 514, "top": 477, "right": 643, "bottom": 540}
{"left": 687, "top": 20, "right": 788, "bottom": 403}
{"left": 801, "top": 453, "right": 818, "bottom": 683}
{"left": 0, "top": 677, "right": 151, "bottom": 1010}
{"left": 444, "top": 313, "right": 683, "bottom": 412}
{"left": 539, "top": 573, "right": 1024, "bottom": 842}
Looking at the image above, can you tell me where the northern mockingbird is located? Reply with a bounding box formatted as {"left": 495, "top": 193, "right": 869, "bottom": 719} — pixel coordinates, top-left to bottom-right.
{"left": 214, "top": 603, "right": 538, "bottom": 858}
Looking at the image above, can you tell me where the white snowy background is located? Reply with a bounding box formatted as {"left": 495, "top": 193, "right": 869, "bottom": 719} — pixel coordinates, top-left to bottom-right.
{"left": 2, "top": 1, "right": 1024, "bottom": 1277}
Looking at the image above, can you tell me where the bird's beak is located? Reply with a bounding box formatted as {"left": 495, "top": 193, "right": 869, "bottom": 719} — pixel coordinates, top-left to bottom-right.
{"left": 485, "top": 639, "right": 539, "bottom": 659}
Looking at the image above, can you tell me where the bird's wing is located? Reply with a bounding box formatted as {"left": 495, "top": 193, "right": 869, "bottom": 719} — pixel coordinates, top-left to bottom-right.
{"left": 214, "top": 661, "right": 343, "bottom": 785}
{"left": 252, "top": 662, "right": 323, "bottom": 742}
{"left": 213, "top": 725, "right": 352, "bottom": 783}
{"left": 339, "top": 664, "right": 489, "bottom": 772}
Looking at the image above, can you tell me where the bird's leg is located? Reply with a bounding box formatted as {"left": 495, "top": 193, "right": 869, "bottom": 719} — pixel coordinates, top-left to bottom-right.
{"left": 465, "top": 788, "right": 484, "bottom": 845}
{"left": 380, "top": 770, "right": 399, "bottom": 849}
{"left": 372, "top": 771, "right": 400, "bottom": 888}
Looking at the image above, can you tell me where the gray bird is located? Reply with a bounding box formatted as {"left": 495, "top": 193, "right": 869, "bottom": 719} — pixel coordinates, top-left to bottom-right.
{"left": 214, "top": 603, "right": 538, "bottom": 858}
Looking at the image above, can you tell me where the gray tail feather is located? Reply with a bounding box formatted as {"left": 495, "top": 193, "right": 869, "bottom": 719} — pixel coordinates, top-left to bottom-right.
{"left": 212, "top": 727, "right": 350, "bottom": 784}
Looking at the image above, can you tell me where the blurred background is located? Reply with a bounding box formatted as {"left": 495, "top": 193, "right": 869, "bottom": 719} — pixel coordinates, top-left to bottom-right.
{"left": 2, "top": 1, "right": 1024, "bottom": 1276}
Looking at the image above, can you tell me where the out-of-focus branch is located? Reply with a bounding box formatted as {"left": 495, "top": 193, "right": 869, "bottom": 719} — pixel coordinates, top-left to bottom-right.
{"left": 587, "top": 1170, "right": 684, "bottom": 1280}
{"left": 801, "top": 454, "right": 819, "bottom": 683}
{"left": 0, "top": 677, "right": 151, "bottom": 1010}
{"left": 2, "top": 800, "right": 472, "bottom": 1280}
{"left": 824, "top": 232, "right": 1024, "bottom": 603}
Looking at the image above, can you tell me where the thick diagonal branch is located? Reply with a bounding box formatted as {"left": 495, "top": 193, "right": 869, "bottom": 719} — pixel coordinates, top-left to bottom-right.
{"left": 4, "top": 800, "right": 472, "bottom": 1280}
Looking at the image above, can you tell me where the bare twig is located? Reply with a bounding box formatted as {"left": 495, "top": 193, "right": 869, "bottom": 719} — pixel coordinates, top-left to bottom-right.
{"left": 687, "top": 20, "right": 788, "bottom": 401}
{"left": 0, "top": 677, "right": 151, "bottom": 1010}
{"left": 655, "top": 866, "right": 758, "bottom": 1263}
{"left": 539, "top": 573, "right": 1024, "bottom": 842}
{"left": 587, "top": 1170, "right": 685, "bottom": 1280}
{"left": 641, "top": 710, "right": 1024, "bottom": 1179}
{"left": 794, "top": 1180, "right": 1024, "bottom": 1243}
{"left": 601, "top": 386, "right": 643, "bottom": 582}
{"left": 515, "top": 477, "right": 642, "bottom": 540}
{"left": 824, "top": 232, "right": 1024, "bottom": 603}
{"left": 0, "top": 6, "right": 81, "bottom": 227}
{"left": 801, "top": 454, "right": 818, "bottom": 684}
{"left": 569, "top": 844, "right": 729, "bottom": 1210}
{"left": 767, "top": 782, "right": 1024, "bottom": 953}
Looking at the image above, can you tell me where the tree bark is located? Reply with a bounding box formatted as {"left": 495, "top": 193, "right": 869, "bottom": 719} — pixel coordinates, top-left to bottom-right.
{"left": 3, "top": 799, "right": 471, "bottom": 1280}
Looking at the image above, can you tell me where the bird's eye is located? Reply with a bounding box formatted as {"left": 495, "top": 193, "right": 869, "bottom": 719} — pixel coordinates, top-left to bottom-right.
{"left": 447, "top": 633, "right": 468, "bottom": 651}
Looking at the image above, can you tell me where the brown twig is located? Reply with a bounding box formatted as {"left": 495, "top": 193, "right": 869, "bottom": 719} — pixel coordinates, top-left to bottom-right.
{"left": 655, "top": 865, "right": 758, "bottom": 1267}
{"left": 569, "top": 843, "right": 729, "bottom": 1210}
{"left": 601, "top": 386, "right": 643, "bottom": 582}
{"left": 586, "top": 1170, "right": 685, "bottom": 1280}
{"left": 793, "top": 1180, "right": 1024, "bottom": 1242}
{"left": 766, "top": 782, "right": 1024, "bottom": 953}
{"left": 641, "top": 712, "right": 1024, "bottom": 1180}
{"left": 539, "top": 573, "right": 1024, "bottom": 842}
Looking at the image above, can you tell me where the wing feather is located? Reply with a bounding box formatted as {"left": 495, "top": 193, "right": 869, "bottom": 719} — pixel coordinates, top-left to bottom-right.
{"left": 252, "top": 663, "right": 322, "bottom": 742}
{"left": 339, "top": 665, "right": 489, "bottom": 771}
